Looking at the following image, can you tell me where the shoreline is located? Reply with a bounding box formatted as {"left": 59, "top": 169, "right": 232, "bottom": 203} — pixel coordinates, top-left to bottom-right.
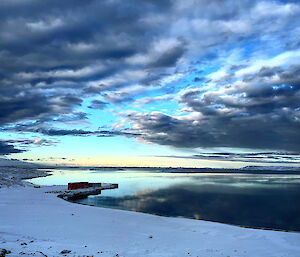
{"left": 1, "top": 167, "right": 300, "bottom": 256}
{"left": 0, "top": 166, "right": 51, "bottom": 188}
{"left": 69, "top": 199, "right": 300, "bottom": 234}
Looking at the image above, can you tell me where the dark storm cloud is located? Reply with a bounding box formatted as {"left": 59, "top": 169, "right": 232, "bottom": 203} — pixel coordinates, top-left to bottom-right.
{"left": 0, "top": 0, "right": 176, "bottom": 126}
{"left": 125, "top": 63, "right": 300, "bottom": 152}
{"left": 0, "top": 141, "right": 25, "bottom": 155}
{"left": 0, "top": 86, "right": 83, "bottom": 126}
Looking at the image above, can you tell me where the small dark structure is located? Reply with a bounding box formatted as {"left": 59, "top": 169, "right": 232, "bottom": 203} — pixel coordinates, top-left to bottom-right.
{"left": 68, "top": 182, "right": 90, "bottom": 190}
{"left": 67, "top": 182, "right": 109, "bottom": 190}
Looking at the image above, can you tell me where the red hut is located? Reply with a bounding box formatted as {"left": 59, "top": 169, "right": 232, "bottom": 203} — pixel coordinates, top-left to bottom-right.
{"left": 68, "top": 182, "right": 90, "bottom": 190}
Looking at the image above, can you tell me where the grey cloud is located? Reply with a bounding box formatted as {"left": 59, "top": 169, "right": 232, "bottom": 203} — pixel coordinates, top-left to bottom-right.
{"left": 1, "top": 0, "right": 297, "bottom": 125}
{"left": 35, "top": 128, "right": 93, "bottom": 136}
{"left": 103, "top": 93, "right": 135, "bottom": 105}
{"left": 0, "top": 138, "right": 58, "bottom": 156}
{"left": 83, "top": 84, "right": 110, "bottom": 95}
{"left": 134, "top": 95, "right": 174, "bottom": 106}
{"left": 125, "top": 64, "right": 300, "bottom": 152}
{"left": 1, "top": 138, "right": 54, "bottom": 147}
{"left": 88, "top": 100, "right": 109, "bottom": 109}
{"left": 149, "top": 44, "right": 186, "bottom": 68}
{"left": 0, "top": 0, "right": 177, "bottom": 127}
{"left": 5, "top": 126, "right": 141, "bottom": 138}
{"left": 0, "top": 141, "right": 25, "bottom": 155}
{"left": 54, "top": 112, "right": 88, "bottom": 123}
{"left": 193, "top": 77, "right": 205, "bottom": 82}
{"left": 0, "top": 90, "right": 82, "bottom": 126}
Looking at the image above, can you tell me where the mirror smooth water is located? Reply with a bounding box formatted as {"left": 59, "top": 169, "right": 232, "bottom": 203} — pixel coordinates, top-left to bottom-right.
{"left": 29, "top": 168, "right": 300, "bottom": 231}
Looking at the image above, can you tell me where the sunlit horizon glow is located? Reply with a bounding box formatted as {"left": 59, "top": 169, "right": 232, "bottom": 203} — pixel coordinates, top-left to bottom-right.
{"left": 0, "top": 0, "right": 299, "bottom": 168}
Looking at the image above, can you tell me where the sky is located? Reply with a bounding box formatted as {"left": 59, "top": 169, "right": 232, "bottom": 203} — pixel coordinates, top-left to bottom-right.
{"left": 0, "top": 0, "right": 300, "bottom": 168}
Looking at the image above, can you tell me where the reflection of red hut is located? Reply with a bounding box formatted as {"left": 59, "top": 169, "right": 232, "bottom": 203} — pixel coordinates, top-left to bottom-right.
{"left": 112, "top": 184, "right": 118, "bottom": 188}
{"left": 68, "top": 182, "right": 89, "bottom": 190}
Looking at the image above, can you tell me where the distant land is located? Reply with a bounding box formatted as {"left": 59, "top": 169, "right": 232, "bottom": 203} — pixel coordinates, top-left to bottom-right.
{"left": 0, "top": 158, "right": 41, "bottom": 168}
{"left": 1, "top": 158, "right": 299, "bottom": 174}
{"left": 42, "top": 165, "right": 300, "bottom": 174}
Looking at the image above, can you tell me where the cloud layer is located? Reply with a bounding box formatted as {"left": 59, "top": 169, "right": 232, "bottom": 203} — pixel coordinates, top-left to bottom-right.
{"left": 0, "top": 141, "right": 24, "bottom": 155}
{"left": 125, "top": 63, "right": 300, "bottom": 152}
{"left": 1, "top": 0, "right": 300, "bottom": 156}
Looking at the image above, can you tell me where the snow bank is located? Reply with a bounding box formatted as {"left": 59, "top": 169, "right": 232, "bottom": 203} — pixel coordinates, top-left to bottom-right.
{"left": 0, "top": 167, "right": 49, "bottom": 188}
{"left": 0, "top": 170, "right": 300, "bottom": 256}
{"left": 0, "top": 158, "right": 48, "bottom": 187}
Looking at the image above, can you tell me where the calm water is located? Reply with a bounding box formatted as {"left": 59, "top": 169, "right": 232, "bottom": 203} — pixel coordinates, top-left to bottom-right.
{"left": 29, "top": 168, "right": 300, "bottom": 231}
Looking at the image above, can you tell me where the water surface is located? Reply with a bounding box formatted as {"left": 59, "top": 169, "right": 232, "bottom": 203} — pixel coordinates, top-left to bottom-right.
{"left": 29, "top": 168, "right": 300, "bottom": 231}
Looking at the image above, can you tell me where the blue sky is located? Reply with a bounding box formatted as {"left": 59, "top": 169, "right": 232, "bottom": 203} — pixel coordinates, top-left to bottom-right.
{"left": 0, "top": 0, "right": 300, "bottom": 167}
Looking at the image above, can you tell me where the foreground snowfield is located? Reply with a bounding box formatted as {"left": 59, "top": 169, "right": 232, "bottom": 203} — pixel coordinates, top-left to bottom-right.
{"left": 0, "top": 168, "right": 300, "bottom": 256}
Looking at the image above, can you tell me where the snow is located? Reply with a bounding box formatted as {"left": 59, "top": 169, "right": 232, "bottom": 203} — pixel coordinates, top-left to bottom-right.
{"left": 0, "top": 167, "right": 49, "bottom": 188}
{"left": 1, "top": 168, "right": 300, "bottom": 256}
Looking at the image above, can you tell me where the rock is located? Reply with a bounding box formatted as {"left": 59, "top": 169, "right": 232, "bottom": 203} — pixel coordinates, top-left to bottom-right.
{"left": 60, "top": 249, "right": 71, "bottom": 254}
{"left": 0, "top": 249, "right": 12, "bottom": 257}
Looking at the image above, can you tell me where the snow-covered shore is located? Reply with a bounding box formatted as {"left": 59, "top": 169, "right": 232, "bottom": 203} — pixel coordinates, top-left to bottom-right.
{"left": 0, "top": 166, "right": 49, "bottom": 188}
{"left": 0, "top": 167, "right": 300, "bottom": 257}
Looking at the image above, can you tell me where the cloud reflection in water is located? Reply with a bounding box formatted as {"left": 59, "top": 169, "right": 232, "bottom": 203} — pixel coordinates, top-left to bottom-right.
{"left": 77, "top": 181, "right": 300, "bottom": 231}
